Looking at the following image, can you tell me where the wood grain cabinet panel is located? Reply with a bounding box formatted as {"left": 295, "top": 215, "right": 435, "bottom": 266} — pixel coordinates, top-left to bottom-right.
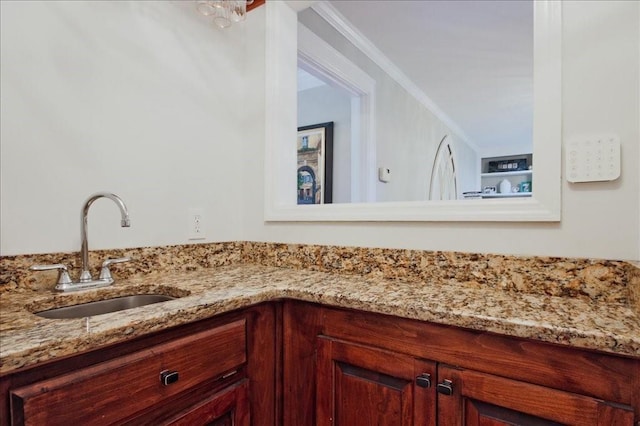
{"left": 316, "top": 337, "right": 436, "bottom": 426}
{"left": 166, "top": 379, "right": 250, "bottom": 426}
{"left": 283, "top": 302, "right": 640, "bottom": 426}
{"left": 437, "top": 365, "right": 634, "bottom": 426}
{"left": 10, "top": 319, "right": 247, "bottom": 425}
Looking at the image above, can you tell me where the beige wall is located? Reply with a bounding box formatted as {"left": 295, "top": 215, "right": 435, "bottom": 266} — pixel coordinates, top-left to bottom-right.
{"left": 0, "top": 1, "right": 251, "bottom": 255}
{"left": 1, "top": 1, "right": 638, "bottom": 261}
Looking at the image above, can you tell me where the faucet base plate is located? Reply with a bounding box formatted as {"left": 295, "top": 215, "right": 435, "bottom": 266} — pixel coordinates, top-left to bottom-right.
{"left": 55, "top": 279, "right": 115, "bottom": 292}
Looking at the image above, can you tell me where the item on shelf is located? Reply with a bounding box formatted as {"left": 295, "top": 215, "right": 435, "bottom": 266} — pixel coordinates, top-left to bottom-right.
{"left": 483, "top": 186, "right": 497, "bottom": 194}
{"left": 499, "top": 179, "right": 512, "bottom": 194}
{"left": 519, "top": 181, "right": 532, "bottom": 193}
{"left": 488, "top": 158, "right": 528, "bottom": 173}
{"left": 462, "top": 191, "right": 483, "bottom": 199}
{"left": 512, "top": 186, "right": 520, "bottom": 193}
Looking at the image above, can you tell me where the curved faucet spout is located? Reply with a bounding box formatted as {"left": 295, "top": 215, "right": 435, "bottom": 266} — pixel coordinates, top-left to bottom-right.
{"left": 80, "top": 192, "right": 130, "bottom": 282}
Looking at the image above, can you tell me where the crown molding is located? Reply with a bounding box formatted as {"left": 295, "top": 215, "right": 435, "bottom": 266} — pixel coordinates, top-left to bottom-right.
{"left": 310, "top": 1, "right": 479, "bottom": 153}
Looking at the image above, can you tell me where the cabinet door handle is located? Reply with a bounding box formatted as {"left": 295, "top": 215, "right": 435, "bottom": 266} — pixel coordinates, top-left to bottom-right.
{"left": 436, "top": 379, "right": 453, "bottom": 395}
{"left": 160, "top": 370, "right": 179, "bottom": 386}
{"left": 416, "top": 373, "right": 432, "bottom": 388}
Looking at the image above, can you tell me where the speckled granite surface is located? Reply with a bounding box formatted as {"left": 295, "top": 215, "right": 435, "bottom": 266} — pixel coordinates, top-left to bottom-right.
{"left": 0, "top": 242, "right": 243, "bottom": 293}
{"left": 1, "top": 242, "right": 638, "bottom": 374}
{"left": 628, "top": 262, "right": 640, "bottom": 315}
{"left": 3, "top": 242, "right": 633, "bottom": 303}
{"left": 241, "top": 242, "right": 633, "bottom": 304}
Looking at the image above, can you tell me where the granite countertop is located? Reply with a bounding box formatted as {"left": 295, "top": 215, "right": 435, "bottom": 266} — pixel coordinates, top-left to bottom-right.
{"left": 1, "top": 262, "right": 639, "bottom": 374}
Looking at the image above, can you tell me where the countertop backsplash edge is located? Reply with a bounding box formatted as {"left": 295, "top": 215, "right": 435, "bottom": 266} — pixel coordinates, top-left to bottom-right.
{"left": 1, "top": 241, "right": 635, "bottom": 307}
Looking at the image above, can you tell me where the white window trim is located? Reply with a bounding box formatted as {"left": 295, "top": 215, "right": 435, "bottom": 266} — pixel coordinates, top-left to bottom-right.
{"left": 298, "top": 22, "right": 376, "bottom": 202}
{"left": 264, "top": 0, "right": 561, "bottom": 222}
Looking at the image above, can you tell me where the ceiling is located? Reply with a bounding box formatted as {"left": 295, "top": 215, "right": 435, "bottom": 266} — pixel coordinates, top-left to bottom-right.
{"left": 320, "top": 0, "right": 533, "bottom": 153}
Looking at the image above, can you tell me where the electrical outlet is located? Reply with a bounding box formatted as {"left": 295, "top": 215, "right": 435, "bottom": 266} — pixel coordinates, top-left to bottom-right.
{"left": 188, "top": 208, "right": 206, "bottom": 240}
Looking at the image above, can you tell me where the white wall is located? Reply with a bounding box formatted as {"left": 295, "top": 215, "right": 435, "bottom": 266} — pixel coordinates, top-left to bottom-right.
{"left": 0, "top": 1, "right": 253, "bottom": 255}
{"left": 243, "top": 1, "right": 640, "bottom": 261}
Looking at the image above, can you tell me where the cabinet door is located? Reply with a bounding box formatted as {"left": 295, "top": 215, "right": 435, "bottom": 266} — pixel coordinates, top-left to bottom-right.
{"left": 316, "top": 337, "right": 436, "bottom": 426}
{"left": 437, "top": 365, "right": 634, "bottom": 426}
{"left": 165, "top": 380, "right": 249, "bottom": 426}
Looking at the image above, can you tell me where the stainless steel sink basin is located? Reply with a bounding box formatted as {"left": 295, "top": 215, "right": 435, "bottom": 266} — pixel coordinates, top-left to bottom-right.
{"left": 34, "top": 294, "right": 175, "bottom": 319}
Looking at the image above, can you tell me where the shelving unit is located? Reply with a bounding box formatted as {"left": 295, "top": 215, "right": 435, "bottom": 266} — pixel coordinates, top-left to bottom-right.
{"left": 481, "top": 191, "right": 532, "bottom": 199}
{"left": 480, "top": 154, "right": 532, "bottom": 199}
{"left": 480, "top": 170, "right": 532, "bottom": 178}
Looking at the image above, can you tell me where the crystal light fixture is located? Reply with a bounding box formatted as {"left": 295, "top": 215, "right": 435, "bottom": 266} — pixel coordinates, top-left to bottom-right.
{"left": 196, "top": 0, "right": 254, "bottom": 29}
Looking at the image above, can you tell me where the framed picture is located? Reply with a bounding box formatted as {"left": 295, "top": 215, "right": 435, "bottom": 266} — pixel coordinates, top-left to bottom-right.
{"left": 297, "top": 122, "right": 333, "bottom": 204}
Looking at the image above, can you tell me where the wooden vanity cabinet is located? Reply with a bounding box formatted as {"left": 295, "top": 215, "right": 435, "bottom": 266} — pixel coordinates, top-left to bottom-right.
{"left": 284, "top": 301, "right": 639, "bottom": 426}
{"left": 2, "top": 299, "right": 639, "bottom": 425}
{"left": 0, "top": 303, "right": 276, "bottom": 426}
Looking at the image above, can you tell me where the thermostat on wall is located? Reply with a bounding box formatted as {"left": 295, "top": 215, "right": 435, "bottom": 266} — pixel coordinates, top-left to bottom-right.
{"left": 378, "top": 167, "right": 391, "bottom": 183}
{"left": 565, "top": 135, "right": 621, "bottom": 183}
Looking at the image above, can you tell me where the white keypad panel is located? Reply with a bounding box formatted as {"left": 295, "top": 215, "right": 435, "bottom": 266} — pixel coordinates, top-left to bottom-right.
{"left": 565, "top": 135, "right": 621, "bottom": 183}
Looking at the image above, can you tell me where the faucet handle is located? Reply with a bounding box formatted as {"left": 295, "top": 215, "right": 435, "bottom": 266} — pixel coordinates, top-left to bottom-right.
{"left": 99, "top": 257, "right": 131, "bottom": 280}
{"left": 30, "top": 264, "right": 73, "bottom": 286}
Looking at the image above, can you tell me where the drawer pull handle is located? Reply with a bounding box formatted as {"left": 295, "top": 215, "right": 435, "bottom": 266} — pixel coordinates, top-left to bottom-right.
{"left": 436, "top": 379, "right": 454, "bottom": 396}
{"left": 160, "top": 370, "right": 179, "bottom": 386}
{"left": 221, "top": 370, "right": 238, "bottom": 380}
{"left": 416, "top": 373, "right": 432, "bottom": 388}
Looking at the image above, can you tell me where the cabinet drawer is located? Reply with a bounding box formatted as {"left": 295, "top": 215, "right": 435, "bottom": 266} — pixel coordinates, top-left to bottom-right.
{"left": 10, "top": 319, "right": 246, "bottom": 425}
{"left": 165, "top": 379, "right": 249, "bottom": 426}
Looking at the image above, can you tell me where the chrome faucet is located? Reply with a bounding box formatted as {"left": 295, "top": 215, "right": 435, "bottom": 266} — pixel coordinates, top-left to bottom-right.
{"left": 79, "top": 192, "right": 130, "bottom": 282}
{"left": 30, "top": 192, "right": 132, "bottom": 292}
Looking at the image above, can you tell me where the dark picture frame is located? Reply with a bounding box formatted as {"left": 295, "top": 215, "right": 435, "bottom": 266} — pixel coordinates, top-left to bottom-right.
{"left": 297, "top": 122, "right": 333, "bottom": 204}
